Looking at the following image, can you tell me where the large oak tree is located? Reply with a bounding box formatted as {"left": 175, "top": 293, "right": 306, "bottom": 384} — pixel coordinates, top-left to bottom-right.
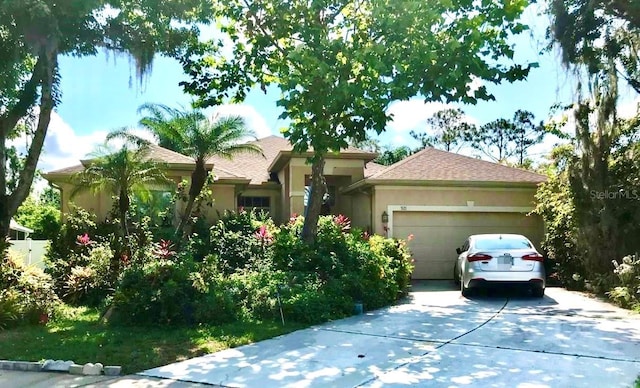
{"left": 182, "top": 0, "right": 535, "bottom": 242}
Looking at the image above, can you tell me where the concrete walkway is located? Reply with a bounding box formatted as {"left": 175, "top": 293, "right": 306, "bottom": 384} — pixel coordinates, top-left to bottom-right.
{"left": 136, "top": 282, "right": 640, "bottom": 387}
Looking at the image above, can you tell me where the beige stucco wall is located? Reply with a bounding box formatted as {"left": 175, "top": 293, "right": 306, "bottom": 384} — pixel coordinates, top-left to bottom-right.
{"left": 372, "top": 185, "right": 541, "bottom": 236}
{"left": 283, "top": 157, "right": 369, "bottom": 221}
{"left": 237, "top": 186, "right": 282, "bottom": 223}
{"left": 349, "top": 190, "right": 373, "bottom": 231}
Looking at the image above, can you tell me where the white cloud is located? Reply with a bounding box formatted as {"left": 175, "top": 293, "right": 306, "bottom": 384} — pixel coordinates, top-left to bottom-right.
{"left": 5, "top": 111, "right": 110, "bottom": 173}
{"left": 8, "top": 104, "right": 273, "bottom": 176}
{"left": 386, "top": 99, "right": 478, "bottom": 134}
{"left": 210, "top": 104, "right": 272, "bottom": 139}
{"left": 386, "top": 100, "right": 449, "bottom": 132}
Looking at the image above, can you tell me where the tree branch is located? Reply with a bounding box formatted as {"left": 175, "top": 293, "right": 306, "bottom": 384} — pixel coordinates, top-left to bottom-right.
{"left": 240, "top": 0, "right": 304, "bottom": 73}
{"left": 7, "top": 50, "right": 58, "bottom": 217}
{"left": 0, "top": 56, "right": 44, "bottom": 135}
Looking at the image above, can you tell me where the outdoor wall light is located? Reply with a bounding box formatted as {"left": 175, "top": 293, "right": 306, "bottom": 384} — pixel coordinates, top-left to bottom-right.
{"left": 381, "top": 211, "right": 389, "bottom": 224}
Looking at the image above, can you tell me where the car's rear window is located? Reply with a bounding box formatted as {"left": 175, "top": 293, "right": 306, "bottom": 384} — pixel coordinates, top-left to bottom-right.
{"left": 474, "top": 237, "right": 532, "bottom": 250}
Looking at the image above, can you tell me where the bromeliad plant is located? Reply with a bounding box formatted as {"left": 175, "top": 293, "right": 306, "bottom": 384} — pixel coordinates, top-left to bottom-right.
{"left": 153, "top": 240, "right": 177, "bottom": 260}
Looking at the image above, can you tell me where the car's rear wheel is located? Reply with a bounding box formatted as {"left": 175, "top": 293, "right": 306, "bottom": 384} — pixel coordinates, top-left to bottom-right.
{"left": 461, "top": 278, "right": 472, "bottom": 298}
{"left": 532, "top": 286, "right": 545, "bottom": 298}
{"left": 453, "top": 265, "right": 460, "bottom": 286}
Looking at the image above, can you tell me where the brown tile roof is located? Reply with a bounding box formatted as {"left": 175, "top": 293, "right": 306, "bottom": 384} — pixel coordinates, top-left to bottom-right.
{"left": 45, "top": 144, "right": 195, "bottom": 176}
{"left": 45, "top": 164, "right": 85, "bottom": 175}
{"left": 369, "top": 147, "right": 546, "bottom": 184}
{"left": 207, "top": 136, "right": 285, "bottom": 184}
{"left": 364, "top": 162, "right": 387, "bottom": 178}
{"left": 208, "top": 136, "right": 378, "bottom": 185}
{"left": 144, "top": 143, "right": 195, "bottom": 165}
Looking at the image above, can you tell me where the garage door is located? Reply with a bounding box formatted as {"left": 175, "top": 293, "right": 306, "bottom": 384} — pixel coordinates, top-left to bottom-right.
{"left": 393, "top": 212, "right": 544, "bottom": 280}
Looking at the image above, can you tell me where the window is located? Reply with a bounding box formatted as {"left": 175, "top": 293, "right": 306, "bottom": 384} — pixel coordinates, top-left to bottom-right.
{"left": 474, "top": 236, "right": 532, "bottom": 250}
{"left": 238, "top": 196, "right": 271, "bottom": 214}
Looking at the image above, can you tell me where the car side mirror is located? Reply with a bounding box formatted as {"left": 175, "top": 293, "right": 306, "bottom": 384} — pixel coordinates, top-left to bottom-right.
{"left": 456, "top": 247, "right": 462, "bottom": 255}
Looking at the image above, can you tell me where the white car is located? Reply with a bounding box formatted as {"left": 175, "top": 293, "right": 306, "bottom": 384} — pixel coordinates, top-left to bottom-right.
{"left": 453, "top": 234, "right": 546, "bottom": 298}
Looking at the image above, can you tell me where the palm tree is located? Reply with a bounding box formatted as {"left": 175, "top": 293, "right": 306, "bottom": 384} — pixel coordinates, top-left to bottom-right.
{"left": 71, "top": 135, "right": 170, "bottom": 238}
{"left": 137, "top": 103, "right": 263, "bottom": 237}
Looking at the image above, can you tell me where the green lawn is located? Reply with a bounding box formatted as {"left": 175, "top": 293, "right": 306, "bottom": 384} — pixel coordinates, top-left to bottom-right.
{"left": 0, "top": 306, "right": 306, "bottom": 374}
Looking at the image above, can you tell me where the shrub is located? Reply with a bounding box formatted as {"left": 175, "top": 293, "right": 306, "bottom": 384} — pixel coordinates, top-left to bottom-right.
{"left": 62, "top": 243, "right": 113, "bottom": 306}
{"left": 226, "top": 270, "right": 288, "bottom": 320}
{"left": 45, "top": 208, "right": 159, "bottom": 304}
{"left": 45, "top": 207, "right": 99, "bottom": 292}
{"left": 368, "top": 235, "right": 414, "bottom": 298}
{"left": 14, "top": 196, "right": 61, "bottom": 240}
{"left": 534, "top": 165, "right": 585, "bottom": 289}
{"left": 207, "top": 210, "right": 276, "bottom": 274}
{"left": 608, "top": 255, "right": 640, "bottom": 310}
{"left": 282, "top": 278, "right": 353, "bottom": 324}
{"left": 272, "top": 215, "right": 413, "bottom": 317}
{"left": 0, "top": 253, "right": 59, "bottom": 328}
{"left": 0, "top": 290, "right": 21, "bottom": 330}
{"left": 111, "top": 258, "right": 197, "bottom": 325}
{"left": 108, "top": 213, "right": 414, "bottom": 327}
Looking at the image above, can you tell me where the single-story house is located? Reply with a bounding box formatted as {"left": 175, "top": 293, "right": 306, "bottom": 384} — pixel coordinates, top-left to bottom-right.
{"left": 44, "top": 135, "right": 546, "bottom": 279}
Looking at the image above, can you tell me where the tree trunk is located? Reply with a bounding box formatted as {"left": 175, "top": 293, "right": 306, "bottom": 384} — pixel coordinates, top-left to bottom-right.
{"left": 302, "top": 156, "right": 326, "bottom": 244}
{"left": 175, "top": 161, "right": 208, "bottom": 238}
{"left": 119, "top": 189, "right": 130, "bottom": 238}
{"left": 0, "top": 48, "right": 57, "bottom": 242}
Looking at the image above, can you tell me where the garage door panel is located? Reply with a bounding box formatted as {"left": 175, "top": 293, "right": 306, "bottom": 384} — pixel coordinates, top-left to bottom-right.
{"left": 393, "top": 212, "right": 543, "bottom": 280}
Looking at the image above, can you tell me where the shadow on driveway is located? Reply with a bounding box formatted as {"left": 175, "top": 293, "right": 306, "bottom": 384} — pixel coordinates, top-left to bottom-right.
{"left": 138, "top": 281, "right": 640, "bottom": 388}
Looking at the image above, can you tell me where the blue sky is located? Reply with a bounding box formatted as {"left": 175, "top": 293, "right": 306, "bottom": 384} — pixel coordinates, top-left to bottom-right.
{"left": 39, "top": 5, "right": 636, "bottom": 173}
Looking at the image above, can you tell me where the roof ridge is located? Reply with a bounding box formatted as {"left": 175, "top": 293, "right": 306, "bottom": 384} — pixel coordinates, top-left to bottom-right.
{"left": 425, "top": 147, "right": 545, "bottom": 178}
{"left": 147, "top": 143, "right": 194, "bottom": 163}
{"left": 45, "top": 164, "right": 84, "bottom": 175}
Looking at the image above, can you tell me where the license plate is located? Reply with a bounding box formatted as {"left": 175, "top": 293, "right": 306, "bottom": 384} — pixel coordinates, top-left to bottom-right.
{"left": 498, "top": 255, "right": 512, "bottom": 265}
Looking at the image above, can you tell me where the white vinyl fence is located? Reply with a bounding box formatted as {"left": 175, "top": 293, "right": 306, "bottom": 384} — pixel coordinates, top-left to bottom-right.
{"left": 9, "top": 239, "right": 49, "bottom": 269}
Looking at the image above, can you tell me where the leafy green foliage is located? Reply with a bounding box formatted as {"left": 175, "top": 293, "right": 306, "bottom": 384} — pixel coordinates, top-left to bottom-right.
{"left": 534, "top": 146, "right": 584, "bottom": 288}
{"left": 0, "top": 252, "right": 59, "bottom": 329}
{"left": 535, "top": 108, "right": 640, "bottom": 304}
{"left": 112, "top": 258, "right": 197, "bottom": 325}
{"left": 134, "top": 104, "right": 263, "bottom": 238}
{"left": 14, "top": 196, "right": 61, "bottom": 240}
{"left": 183, "top": 0, "right": 534, "bottom": 241}
{"left": 207, "top": 209, "right": 275, "bottom": 274}
{"left": 0, "top": 0, "right": 211, "bottom": 240}
{"left": 45, "top": 207, "right": 99, "bottom": 292}
{"left": 44, "top": 207, "right": 154, "bottom": 305}
{"left": 72, "top": 136, "right": 171, "bottom": 239}
{"left": 111, "top": 213, "right": 413, "bottom": 326}
{"left": 375, "top": 145, "right": 413, "bottom": 166}
{"left": 547, "top": 0, "right": 640, "bottom": 93}
{"left": 62, "top": 243, "right": 113, "bottom": 306}
{"left": 608, "top": 255, "right": 640, "bottom": 311}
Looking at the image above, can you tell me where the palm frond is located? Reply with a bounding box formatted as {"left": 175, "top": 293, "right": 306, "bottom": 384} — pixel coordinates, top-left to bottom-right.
{"left": 106, "top": 128, "right": 152, "bottom": 149}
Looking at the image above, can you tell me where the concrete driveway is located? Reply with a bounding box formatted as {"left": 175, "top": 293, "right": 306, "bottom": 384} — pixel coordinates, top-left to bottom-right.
{"left": 139, "top": 282, "right": 640, "bottom": 387}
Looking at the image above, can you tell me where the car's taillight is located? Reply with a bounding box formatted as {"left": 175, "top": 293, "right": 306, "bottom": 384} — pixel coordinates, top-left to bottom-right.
{"left": 522, "top": 253, "right": 544, "bottom": 262}
{"left": 467, "top": 253, "right": 492, "bottom": 262}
